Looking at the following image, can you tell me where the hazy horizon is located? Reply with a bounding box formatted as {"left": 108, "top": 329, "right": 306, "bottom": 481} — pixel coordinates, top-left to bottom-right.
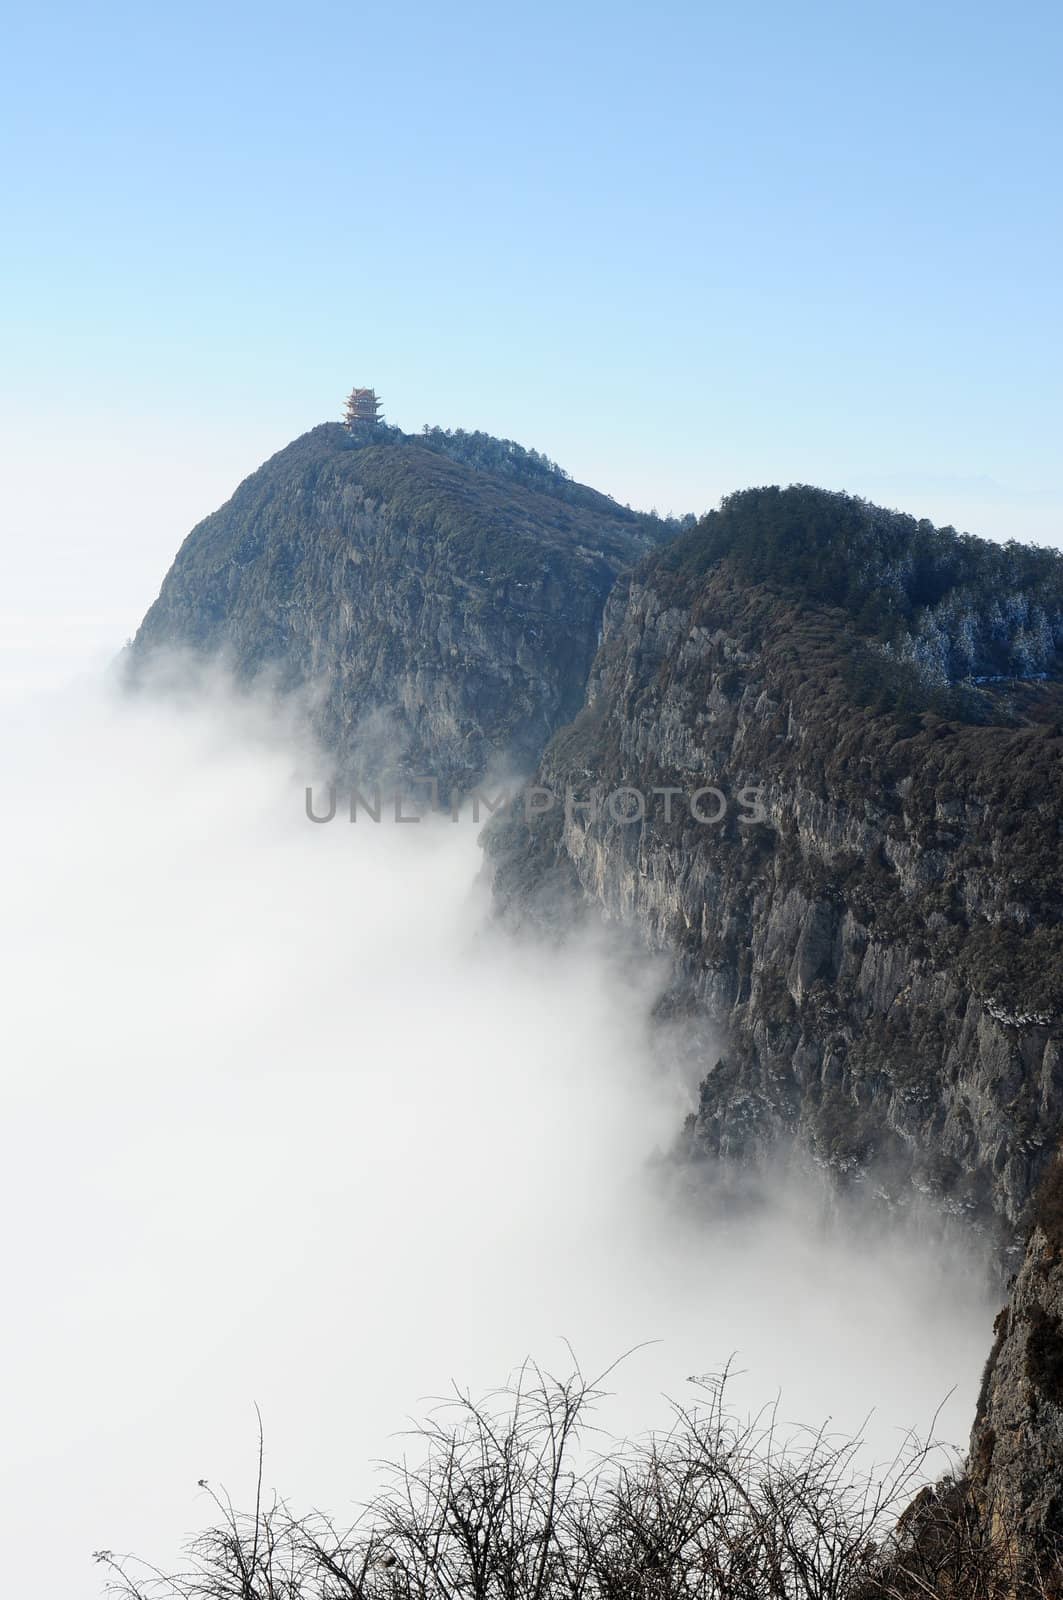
{"left": 3, "top": 0, "right": 1060, "bottom": 689}
{"left": 1, "top": 2, "right": 1059, "bottom": 1590}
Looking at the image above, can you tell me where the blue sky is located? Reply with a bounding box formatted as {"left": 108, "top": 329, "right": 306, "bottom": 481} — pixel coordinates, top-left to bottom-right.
{"left": 1, "top": 0, "right": 1061, "bottom": 664}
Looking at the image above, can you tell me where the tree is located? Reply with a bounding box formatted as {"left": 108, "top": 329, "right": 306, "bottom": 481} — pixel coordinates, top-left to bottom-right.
{"left": 92, "top": 1357, "right": 1062, "bottom": 1600}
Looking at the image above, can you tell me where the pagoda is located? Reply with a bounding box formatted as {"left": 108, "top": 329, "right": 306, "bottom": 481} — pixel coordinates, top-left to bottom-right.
{"left": 343, "top": 386, "right": 383, "bottom": 432}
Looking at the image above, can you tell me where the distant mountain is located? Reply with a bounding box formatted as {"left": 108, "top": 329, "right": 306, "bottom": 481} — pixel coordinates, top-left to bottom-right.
{"left": 131, "top": 423, "right": 674, "bottom": 786}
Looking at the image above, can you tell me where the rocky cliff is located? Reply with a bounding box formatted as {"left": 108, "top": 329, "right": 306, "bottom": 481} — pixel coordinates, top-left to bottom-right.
{"left": 963, "top": 1158, "right": 1063, "bottom": 1585}
{"left": 486, "top": 489, "right": 1063, "bottom": 1255}
{"left": 132, "top": 423, "right": 669, "bottom": 787}
{"left": 480, "top": 484, "right": 1063, "bottom": 1581}
{"left": 133, "top": 457, "right": 1063, "bottom": 1241}
{"left": 136, "top": 455, "right": 1063, "bottom": 1578}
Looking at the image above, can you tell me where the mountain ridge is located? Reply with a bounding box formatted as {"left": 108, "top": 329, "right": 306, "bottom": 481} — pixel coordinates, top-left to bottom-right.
{"left": 480, "top": 481, "right": 1063, "bottom": 1581}
{"left": 131, "top": 428, "right": 1063, "bottom": 1579}
{"left": 132, "top": 422, "right": 673, "bottom": 785}
{"left": 487, "top": 505, "right": 1063, "bottom": 1241}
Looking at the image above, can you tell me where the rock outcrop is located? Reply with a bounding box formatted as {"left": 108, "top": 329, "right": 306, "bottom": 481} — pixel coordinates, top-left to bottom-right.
{"left": 486, "top": 496, "right": 1063, "bottom": 1253}
{"left": 965, "top": 1160, "right": 1063, "bottom": 1584}
{"left": 480, "top": 483, "right": 1063, "bottom": 1584}
{"left": 132, "top": 424, "right": 668, "bottom": 787}
{"left": 136, "top": 453, "right": 1063, "bottom": 1576}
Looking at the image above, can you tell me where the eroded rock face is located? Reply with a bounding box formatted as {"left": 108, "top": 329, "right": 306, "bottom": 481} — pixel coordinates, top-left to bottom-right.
{"left": 486, "top": 563, "right": 1063, "bottom": 1250}
{"left": 969, "top": 1169, "right": 1063, "bottom": 1583}
{"left": 132, "top": 425, "right": 664, "bottom": 789}
{"left": 134, "top": 450, "right": 1063, "bottom": 1568}
{"left": 136, "top": 450, "right": 1063, "bottom": 1248}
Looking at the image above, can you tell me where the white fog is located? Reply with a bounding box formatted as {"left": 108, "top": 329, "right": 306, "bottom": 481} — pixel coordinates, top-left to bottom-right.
{"left": 0, "top": 662, "right": 995, "bottom": 1597}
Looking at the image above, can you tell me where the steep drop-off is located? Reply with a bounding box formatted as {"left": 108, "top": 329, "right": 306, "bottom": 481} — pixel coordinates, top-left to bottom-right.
{"left": 132, "top": 423, "right": 668, "bottom": 786}
{"left": 487, "top": 488, "right": 1063, "bottom": 1252}
{"left": 963, "top": 1161, "right": 1063, "bottom": 1582}
{"left": 135, "top": 452, "right": 1063, "bottom": 1575}
{"left": 482, "top": 484, "right": 1063, "bottom": 1574}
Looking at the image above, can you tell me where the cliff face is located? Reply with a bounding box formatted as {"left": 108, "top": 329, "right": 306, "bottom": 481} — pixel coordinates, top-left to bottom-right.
{"left": 480, "top": 486, "right": 1063, "bottom": 1575}
{"left": 487, "top": 522, "right": 1063, "bottom": 1251}
{"left": 132, "top": 424, "right": 666, "bottom": 787}
{"left": 136, "top": 454, "right": 1063, "bottom": 1568}
{"left": 968, "top": 1164, "right": 1063, "bottom": 1584}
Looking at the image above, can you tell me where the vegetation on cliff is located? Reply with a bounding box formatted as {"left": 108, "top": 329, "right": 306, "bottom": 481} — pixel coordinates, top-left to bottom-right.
{"left": 414, "top": 426, "right": 693, "bottom": 537}
{"left": 120, "top": 449, "right": 1063, "bottom": 1597}
{"left": 652, "top": 486, "right": 1063, "bottom": 720}
{"left": 131, "top": 423, "right": 673, "bottom": 783}
{"left": 137, "top": 423, "right": 667, "bottom": 609}
{"left": 485, "top": 505, "right": 1063, "bottom": 1239}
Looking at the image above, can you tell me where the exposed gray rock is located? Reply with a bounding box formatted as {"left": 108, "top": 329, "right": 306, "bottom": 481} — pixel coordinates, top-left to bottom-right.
{"left": 968, "top": 1165, "right": 1063, "bottom": 1584}
{"left": 486, "top": 564, "right": 1063, "bottom": 1254}
{"left": 132, "top": 424, "right": 665, "bottom": 789}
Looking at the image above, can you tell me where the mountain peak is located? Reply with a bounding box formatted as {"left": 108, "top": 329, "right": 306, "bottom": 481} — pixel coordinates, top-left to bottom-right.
{"left": 131, "top": 421, "right": 668, "bottom": 785}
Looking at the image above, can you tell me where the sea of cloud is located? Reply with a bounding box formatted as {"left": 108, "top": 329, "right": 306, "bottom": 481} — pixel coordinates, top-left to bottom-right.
{"left": 0, "top": 663, "right": 996, "bottom": 1596}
